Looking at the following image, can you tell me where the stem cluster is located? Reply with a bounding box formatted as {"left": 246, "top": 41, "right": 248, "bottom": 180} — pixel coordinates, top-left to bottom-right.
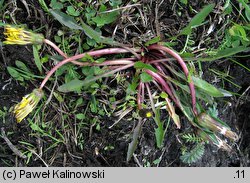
{"left": 43, "top": 39, "right": 198, "bottom": 119}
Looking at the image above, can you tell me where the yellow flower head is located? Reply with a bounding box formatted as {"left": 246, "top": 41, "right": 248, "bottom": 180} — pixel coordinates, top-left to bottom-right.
{"left": 14, "top": 89, "right": 44, "bottom": 122}
{"left": 3, "top": 25, "right": 44, "bottom": 45}
{"left": 139, "top": 109, "right": 153, "bottom": 118}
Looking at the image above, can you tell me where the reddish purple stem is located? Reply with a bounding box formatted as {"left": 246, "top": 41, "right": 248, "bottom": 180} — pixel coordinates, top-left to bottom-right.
{"left": 146, "top": 70, "right": 180, "bottom": 107}
{"left": 40, "top": 48, "right": 139, "bottom": 89}
{"left": 137, "top": 82, "right": 144, "bottom": 110}
{"left": 148, "top": 44, "right": 197, "bottom": 115}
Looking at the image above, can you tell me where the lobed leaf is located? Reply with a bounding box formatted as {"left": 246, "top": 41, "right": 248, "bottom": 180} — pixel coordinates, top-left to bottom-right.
{"left": 180, "top": 144, "right": 205, "bottom": 164}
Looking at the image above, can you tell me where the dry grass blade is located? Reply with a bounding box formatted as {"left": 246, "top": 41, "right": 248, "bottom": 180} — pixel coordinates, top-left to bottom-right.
{"left": 1, "top": 127, "right": 27, "bottom": 159}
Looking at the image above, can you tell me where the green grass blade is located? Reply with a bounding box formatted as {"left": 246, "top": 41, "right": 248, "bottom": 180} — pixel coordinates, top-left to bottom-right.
{"left": 199, "top": 46, "right": 250, "bottom": 61}
{"left": 33, "top": 45, "right": 43, "bottom": 73}
{"left": 180, "top": 3, "right": 215, "bottom": 35}
{"left": 38, "top": 0, "right": 49, "bottom": 13}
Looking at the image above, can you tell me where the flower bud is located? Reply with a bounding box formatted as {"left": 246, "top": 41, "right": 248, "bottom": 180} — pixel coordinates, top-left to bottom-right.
{"left": 196, "top": 113, "right": 238, "bottom": 141}
{"left": 196, "top": 129, "right": 232, "bottom": 152}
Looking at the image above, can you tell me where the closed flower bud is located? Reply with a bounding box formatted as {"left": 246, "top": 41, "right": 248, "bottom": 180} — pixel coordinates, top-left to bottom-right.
{"left": 224, "top": 130, "right": 239, "bottom": 142}
{"left": 196, "top": 129, "right": 232, "bottom": 152}
{"left": 197, "top": 113, "right": 238, "bottom": 141}
{"left": 215, "top": 137, "right": 232, "bottom": 152}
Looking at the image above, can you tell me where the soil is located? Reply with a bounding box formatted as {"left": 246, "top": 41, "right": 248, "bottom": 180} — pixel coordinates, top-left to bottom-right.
{"left": 0, "top": 0, "right": 249, "bottom": 167}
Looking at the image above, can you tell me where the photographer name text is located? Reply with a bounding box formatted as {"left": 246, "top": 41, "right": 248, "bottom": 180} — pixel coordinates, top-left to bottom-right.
{"left": 2, "top": 169, "right": 105, "bottom": 180}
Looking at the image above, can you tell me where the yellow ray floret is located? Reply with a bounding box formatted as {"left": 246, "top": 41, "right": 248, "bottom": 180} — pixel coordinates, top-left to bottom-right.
{"left": 3, "top": 25, "right": 44, "bottom": 45}
{"left": 14, "top": 89, "right": 44, "bottom": 122}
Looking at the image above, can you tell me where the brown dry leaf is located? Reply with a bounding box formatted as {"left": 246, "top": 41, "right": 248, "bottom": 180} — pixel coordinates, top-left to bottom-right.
{"left": 165, "top": 98, "right": 181, "bottom": 129}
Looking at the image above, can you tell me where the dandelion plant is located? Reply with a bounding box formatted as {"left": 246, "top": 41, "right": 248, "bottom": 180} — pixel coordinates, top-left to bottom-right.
{"left": 2, "top": 23, "right": 238, "bottom": 163}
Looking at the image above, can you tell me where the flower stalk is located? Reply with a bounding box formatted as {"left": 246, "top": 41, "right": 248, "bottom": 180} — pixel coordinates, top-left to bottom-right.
{"left": 39, "top": 48, "right": 139, "bottom": 89}
{"left": 148, "top": 44, "right": 197, "bottom": 115}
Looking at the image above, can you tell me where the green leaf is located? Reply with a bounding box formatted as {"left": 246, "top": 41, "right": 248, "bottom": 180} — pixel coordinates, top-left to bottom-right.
{"left": 140, "top": 72, "right": 153, "bottom": 82}
{"left": 153, "top": 159, "right": 161, "bottom": 165}
{"left": 76, "top": 98, "right": 83, "bottom": 107}
{"left": 154, "top": 109, "right": 166, "bottom": 148}
{"left": 50, "top": 0, "right": 64, "bottom": 10}
{"left": 160, "top": 92, "right": 168, "bottom": 99}
{"left": 165, "top": 74, "right": 213, "bottom": 103}
{"left": 134, "top": 61, "right": 158, "bottom": 72}
{"left": 90, "top": 96, "right": 98, "bottom": 113}
{"left": 109, "top": 0, "right": 122, "bottom": 7}
{"left": 81, "top": 66, "right": 93, "bottom": 76}
{"left": 38, "top": 0, "right": 49, "bottom": 13}
{"left": 245, "top": 8, "right": 250, "bottom": 22}
{"left": 15, "top": 61, "right": 31, "bottom": 73}
{"left": 76, "top": 113, "right": 85, "bottom": 120}
{"left": 50, "top": 9, "right": 83, "bottom": 30}
{"left": 223, "top": 3, "right": 233, "bottom": 15}
{"left": 92, "top": 4, "right": 119, "bottom": 27}
{"left": 57, "top": 79, "right": 84, "bottom": 92}
{"left": 198, "top": 46, "right": 250, "bottom": 61}
{"left": 49, "top": 8, "right": 118, "bottom": 45}
{"left": 80, "top": 20, "right": 116, "bottom": 45}
{"left": 127, "top": 120, "right": 143, "bottom": 162}
{"left": 145, "top": 36, "right": 161, "bottom": 46}
{"left": 214, "top": 46, "right": 249, "bottom": 59}
{"left": 182, "top": 133, "right": 202, "bottom": 143}
{"left": 30, "top": 123, "right": 44, "bottom": 133}
{"left": 218, "top": 88, "right": 232, "bottom": 97}
{"left": 229, "top": 24, "right": 249, "bottom": 41}
{"left": 127, "top": 76, "right": 139, "bottom": 94}
{"left": 155, "top": 125, "right": 164, "bottom": 148}
{"left": 180, "top": 144, "right": 205, "bottom": 164}
{"left": 93, "top": 66, "right": 103, "bottom": 75}
{"left": 238, "top": 0, "right": 250, "bottom": 22}
{"left": 180, "top": 3, "right": 215, "bottom": 35}
{"left": 85, "top": 6, "right": 97, "bottom": 24}
{"left": 53, "top": 92, "right": 64, "bottom": 103}
{"left": 66, "top": 6, "right": 80, "bottom": 17}
{"left": 179, "top": 0, "right": 188, "bottom": 5}
{"left": 33, "top": 45, "right": 43, "bottom": 73}
{"left": 96, "top": 123, "right": 101, "bottom": 131}
{"left": 165, "top": 65, "right": 225, "bottom": 97}
{"left": 192, "top": 76, "right": 224, "bottom": 97}
{"left": 92, "top": 12, "right": 118, "bottom": 27}
{"left": 7, "top": 67, "right": 24, "bottom": 81}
